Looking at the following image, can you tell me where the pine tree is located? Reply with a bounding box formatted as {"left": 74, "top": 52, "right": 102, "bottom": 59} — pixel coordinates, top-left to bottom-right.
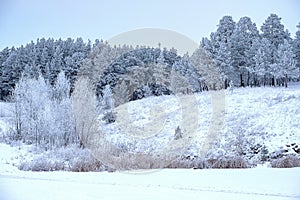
{"left": 215, "top": 43, "right": 233, "bottom": 88}
{"left": 261, "top": 14, "right": 290, "bottom": 50}
{"left": 293, "top": 23, "right": 300, "bottom": 80}
{"left": 200, "top": 16, "right": 236, "bottom": 88}
{"left": 277, "top": 39, "right": 297, "bottom": 87}
{"left": 231, "top": 17, "right": 259, "bottom": 86}
{"left": 261, "top": 14, "right": 291, "bottom": 86}
{"left": 250, "top": 38, "right": 272, "bottom": 86}
{"left": 0, "top": 47, "right": 11, "bottom": 99}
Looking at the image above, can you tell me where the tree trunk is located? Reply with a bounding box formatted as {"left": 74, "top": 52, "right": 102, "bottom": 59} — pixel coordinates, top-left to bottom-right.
{"left": 272, "top": 76, "right": 275, "bottom": 87}
{"left": 247, "top": 71, "right": 250, "bottom": 87}
{"left": 240, "top": 74, "right": 244, "bottom": 87}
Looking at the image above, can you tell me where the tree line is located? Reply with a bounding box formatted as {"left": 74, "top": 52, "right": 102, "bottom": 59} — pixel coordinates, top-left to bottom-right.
{"left": 0, "top": 13, "right": 299, "bottom": 103}
{"left": 201, "top": 14, "right": 300, "bottom": 88}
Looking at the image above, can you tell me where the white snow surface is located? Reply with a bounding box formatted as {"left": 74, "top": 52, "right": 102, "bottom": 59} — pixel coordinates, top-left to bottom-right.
{"left": 101, "top": 83, "right": 300, "bottom": 157}
{"left": 0, "top": 143, "right": 300, "bottom": 200}
{"left": 0, "top": 141, "right": 299, "bottom": 200}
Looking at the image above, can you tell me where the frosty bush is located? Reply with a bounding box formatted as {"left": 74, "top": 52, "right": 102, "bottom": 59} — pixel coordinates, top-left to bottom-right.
{"left": 270, "top": 155, "right": 300, "bottom": 168}
{"left": 167, "top": 156, "right": 207, "bottom": 169}
{"left": 209, "top": 157, "right": 249, "bottom": 169}
{"left": 174, "top": 126, "right": 182, "bottom": 140}
{"left": 102, "top": 111, "right": 116, "bottom": 124}
{"left": 19, "top": 145, "right": 103, "bottom": 172}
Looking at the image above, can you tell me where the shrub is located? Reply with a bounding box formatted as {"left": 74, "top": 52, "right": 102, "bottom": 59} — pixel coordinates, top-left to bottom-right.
{"left": 102, "top": 111, "right": 116, "bottom": 124}
{"left": 209, "top": 156, "right": 249, "bottom": 169}
{"left": 270, "top": 155, "right": 300, "bottom": 168}
{"left": 102, "top": 152, "right": 166, "bottom": 170}
{"left": 19, "top": 145, "right": 103, "bottom": 172}
{"left": 167, "top": 156, "right": 207, "bottom": 169}
{"left": 174, "top": 126, "right": 182, "bottom": 140}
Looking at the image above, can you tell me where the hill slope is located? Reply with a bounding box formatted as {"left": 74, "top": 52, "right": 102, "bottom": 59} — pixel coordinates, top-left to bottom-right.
{"left": 101, "top": 83, "right": 300, "bottom": 164}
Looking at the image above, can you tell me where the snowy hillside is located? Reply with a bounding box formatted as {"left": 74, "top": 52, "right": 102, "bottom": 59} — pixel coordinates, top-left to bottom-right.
{"left": 101, "top": 83, "right": 300, "bottom": 165}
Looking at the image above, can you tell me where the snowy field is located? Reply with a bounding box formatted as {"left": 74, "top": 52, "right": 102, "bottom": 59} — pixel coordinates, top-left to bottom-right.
{"left": 0, "top": 142, "right": 299, "bottom": 200}
{"left": 1, "top": 84, "right": 300, "bottom": 200}
{"left": 0, "top": 142, "right": 300, "bottom": 200}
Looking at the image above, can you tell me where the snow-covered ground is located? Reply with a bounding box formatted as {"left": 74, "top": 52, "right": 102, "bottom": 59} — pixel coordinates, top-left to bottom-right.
{"left": 0, "top": 141, "right": 299, "bottom": 200}
{"left": 0, "top": 143, "right": 299, "bottom": 200}
{"left": 1, "top": 85, "right": 300, "bottom": 200}
{"left": 101, "top": 83, "right": 300, "bottom": 160}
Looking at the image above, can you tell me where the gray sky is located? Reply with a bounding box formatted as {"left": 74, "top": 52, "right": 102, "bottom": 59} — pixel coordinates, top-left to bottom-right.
{"left": 0, "top": 0, "right": 300, "bottom": 50}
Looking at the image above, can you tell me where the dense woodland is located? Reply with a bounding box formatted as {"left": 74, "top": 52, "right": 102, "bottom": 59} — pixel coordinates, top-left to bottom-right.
{"left": 0, "top": 14, "right": 300, "bottom": 102}
{"left": 201, "top": 14, "right": 300, "bottom": 88}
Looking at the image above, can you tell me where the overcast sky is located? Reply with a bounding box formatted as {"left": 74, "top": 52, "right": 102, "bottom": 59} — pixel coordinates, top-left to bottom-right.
{"left": 0, "top": 0, "right": 300, "bottom": 50}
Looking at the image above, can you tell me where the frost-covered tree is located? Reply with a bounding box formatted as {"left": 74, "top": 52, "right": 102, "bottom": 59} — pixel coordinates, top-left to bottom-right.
{"left": 102, "top": 85, "right": 114, "bottom": 111}
{"left": 72, "top": 76, "right": 98, "bottom": 148}
{"left": 231, "top": 17, "right": 259, "bottom": 86}
{"left": 153, "top": 49, "right": 169, "bottom": 86}
{"left": 276, "top": 39, "right": 297, "bottom": 87}
{"left": 191, "top": 47, "right": 222, "bottom": 90}
{"left": 0, "top": 37, "right": 91, "bottom": 100}
{"left": 80, "top": 40, "right": 122, "bottom": 85}
{"left": 13, "top": 75, "right": 51, "bottom": 146}
{"left": 170, "top": 68, "right": 190, "bottom": 94}
{"left": 200, "top": 16, "right": 236, "bottom": 87}
{"left": 261, "top": 14, "right": 290, "bottom": 86}
{"left": 143, "top": 84, "right": 152, "bottom": 98}
{"left": 0, "top": 47, "right": 13, "bottom": 99}
{"left": 213, "top": 16, "right": 236, "bottom": 46}
{"left": 102, "top": 85, "right": 116, "bottom": 124}
{"left": 113, "top": 79, "right": 131, "bottom": 107}
{"left": 214, "top": 43, "right": 233, "bottom": 88}
{"left": 52, "top": 72, "right": 75, "bottom": 146}
{"left": 251, "top": 38, "right": 272, "bottom": 86}
{"left": 52, "top": 71, "right": 70, "bottom": 102}
{"left": 201, "top": 16, "right": 235, "bottom": 59}
{"left": 261, "top": 14, "right": 290, "bottom": 50}
{"left": 13, "top": 72, "right": 76, "bottom": 149}
{"left": 293, "top": 23, "right": 300, "bottom": 80}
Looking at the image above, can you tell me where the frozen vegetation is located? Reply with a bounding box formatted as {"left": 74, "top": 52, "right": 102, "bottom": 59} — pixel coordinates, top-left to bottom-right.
{"left": 0, "top": 84, "right": 300, "bottom": 170}
{"left": 0, "top": 143, "right": 300, "bottom": 200}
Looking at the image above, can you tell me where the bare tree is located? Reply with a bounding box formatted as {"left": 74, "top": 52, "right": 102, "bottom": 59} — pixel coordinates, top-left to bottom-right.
{"left": 72, "top": 76, "right": 98, "bottom": 148}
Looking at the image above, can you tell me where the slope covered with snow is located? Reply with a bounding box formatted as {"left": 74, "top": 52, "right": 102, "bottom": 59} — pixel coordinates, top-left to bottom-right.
{"left": 101, "top": 83, "right": 300, "bottom": 163}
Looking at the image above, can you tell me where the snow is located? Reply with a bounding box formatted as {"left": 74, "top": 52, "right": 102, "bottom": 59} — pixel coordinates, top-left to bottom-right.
{"left": 101, "top": 84, "right": 300, "bottom": 159}
{"left": 0, "top": 141, "right": 299, "bottom": 200}
{"left": 0, "top": 150, "right": 300, "bottom": 200}
{"left": 0, "top": 85, "right": 300, "bottom": 199}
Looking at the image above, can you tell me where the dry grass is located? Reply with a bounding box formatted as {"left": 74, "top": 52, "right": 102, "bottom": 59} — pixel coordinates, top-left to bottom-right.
{"left": 209, "top": 157, "right": 249, "bottom": 169}
{"left": 271, "top": 155, "right": 300, "bottom": 168}
{"left": 19, "top": 145, "right": 103, "bottom": 172}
